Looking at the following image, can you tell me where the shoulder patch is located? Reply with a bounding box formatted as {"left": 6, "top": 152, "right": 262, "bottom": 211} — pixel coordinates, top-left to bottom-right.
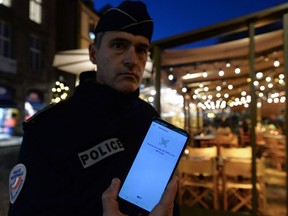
{"left": 9, "top": 163, "right": 27, "bottom": 204}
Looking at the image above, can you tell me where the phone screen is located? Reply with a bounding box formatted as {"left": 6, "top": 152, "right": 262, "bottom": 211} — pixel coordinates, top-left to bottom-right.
{"left": 118, "top": 118, "right": 189, "bottom": 213}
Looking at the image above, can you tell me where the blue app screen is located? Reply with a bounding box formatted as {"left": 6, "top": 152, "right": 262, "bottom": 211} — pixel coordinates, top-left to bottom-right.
{"left": 119, "top": 120, "right": 188, "bottom": 212}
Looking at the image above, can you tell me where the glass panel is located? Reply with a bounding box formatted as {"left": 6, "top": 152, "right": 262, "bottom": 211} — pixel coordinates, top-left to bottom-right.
{"left": 29, "top": 36, "right": 41, "bottom": 73}
{"left": 155, "top": 15, "right": 287, "bottom": 216}
{"left": 29, "top": 0, "right": 42, "bottom": 24}
{"left": 0, "top": 0, "right": 11, "bottom": 7}
{"left": 255, "top": 20, "right": 287, "bottom": 216}
{"left": 0, "top": 21, "right": 11, "bottom": 57}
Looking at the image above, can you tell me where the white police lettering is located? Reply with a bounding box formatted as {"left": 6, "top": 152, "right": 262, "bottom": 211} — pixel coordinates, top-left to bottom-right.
{"left": 78, "top": 138, "right": 124, "bottom": 168}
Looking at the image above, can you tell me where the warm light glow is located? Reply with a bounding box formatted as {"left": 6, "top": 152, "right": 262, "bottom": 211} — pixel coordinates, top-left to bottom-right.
{"left": 182, "top": 87, "right": 187, "bottom": 93}
{"left": 256, "top": 72, "right": 263, "bottom": 79}
{"left": 279, "top": 74, "right": 285, "bottom": 79}
{"left": 235, "top": 66, "right": 241, "bottom": 74}
{"left": 274, "top": 98, "right": 279, "bottom": 103}
{"left": 241, "top": 91, "right": 247, "bottom": 96}
{"left": 184, "top": 149, "right": 189, "bottom": 155}
{"left": 218, "top": 69, "right": 224, "bottom": 76}
{"left": 168, "top": 74, "right": 174, "bottom": 80}
{"left": 266, "top": 76, "right": 272, "bottom": 82}
{"left": 274, "top": 59, "right": 280, "bottom": 67}
{"left": 148, "top": 96, "right": 154, "bottom": 102}
{"left": 55, "top": 97, "right": 61, "bottom": 103}
{"left": 207, "top": 112, "right": 216, "bottom": 118}
{"left": 253, "top": 81, "right": 259, "bottom": 86}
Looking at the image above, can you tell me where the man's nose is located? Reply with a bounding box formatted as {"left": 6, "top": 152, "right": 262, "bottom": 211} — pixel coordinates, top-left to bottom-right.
{"left": 123, "top": 47, "right": 137, "bottom": 69}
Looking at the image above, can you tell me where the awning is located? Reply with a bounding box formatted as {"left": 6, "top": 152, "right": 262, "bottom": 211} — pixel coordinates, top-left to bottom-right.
{"left": 52, "top": 49, "right": 95, "bottom": 75}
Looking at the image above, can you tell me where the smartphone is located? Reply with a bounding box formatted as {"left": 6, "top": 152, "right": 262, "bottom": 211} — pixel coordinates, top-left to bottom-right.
{"left": 118, "top": 118, "right": 190, "bottom": 214}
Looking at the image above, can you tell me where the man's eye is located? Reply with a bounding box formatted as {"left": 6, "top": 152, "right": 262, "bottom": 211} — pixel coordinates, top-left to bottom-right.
{"left": 136, "top": 47, "right": 148, "bottom": 55}
{"left": 111, "top": 42, "right": 125, "bottom": 50}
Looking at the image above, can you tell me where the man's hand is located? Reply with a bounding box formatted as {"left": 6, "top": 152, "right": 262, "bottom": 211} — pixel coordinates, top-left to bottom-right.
{"left": 149, "top": 175, "right": 179, "bottom": 216}
{"left": 102, "top": 178, "right": 127, "bottom": 216}
{"left": 102, "top": 176, "right": 179, "bottom": 216}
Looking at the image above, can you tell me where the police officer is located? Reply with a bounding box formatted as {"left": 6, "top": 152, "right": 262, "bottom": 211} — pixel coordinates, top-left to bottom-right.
{"left": 8, "top": 1, "right": 179, "bottom": 216}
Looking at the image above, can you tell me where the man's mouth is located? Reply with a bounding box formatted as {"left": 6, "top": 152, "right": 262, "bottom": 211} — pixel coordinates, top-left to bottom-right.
{"left": 120, "top": 72, "right": 139, "bottom": 80}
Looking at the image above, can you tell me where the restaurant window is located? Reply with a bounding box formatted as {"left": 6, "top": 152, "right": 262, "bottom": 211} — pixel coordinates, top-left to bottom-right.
{"left": 29, "top": 0, "right": 42, "bottom": 24}
{"left": 0, "top": 21, "right": 11, "bottom": 58}
{"left": 29, "top": 35, "right": 41, "bottom": 74}
{"left": 0, "top": 0, "right": 11, "bottom": 7}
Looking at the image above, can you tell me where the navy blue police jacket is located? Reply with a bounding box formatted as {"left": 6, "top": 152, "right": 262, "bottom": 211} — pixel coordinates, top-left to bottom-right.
{"left": 8, "top": 76, "right": 159, "bottom": 216}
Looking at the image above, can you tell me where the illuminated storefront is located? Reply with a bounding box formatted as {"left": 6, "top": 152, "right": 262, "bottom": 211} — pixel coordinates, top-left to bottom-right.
{"left": 151, "top": 4, "right": 288, "bottom": 216}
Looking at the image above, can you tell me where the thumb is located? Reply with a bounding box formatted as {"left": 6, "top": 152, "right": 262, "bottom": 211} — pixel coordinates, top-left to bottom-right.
{"left": 102, "top": 178, "right": 122, "bottom": 215}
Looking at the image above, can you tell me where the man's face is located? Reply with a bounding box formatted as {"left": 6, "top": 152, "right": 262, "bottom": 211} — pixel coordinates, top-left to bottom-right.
{"left": 89, "top": 31, "right": 150, "bottom": 94}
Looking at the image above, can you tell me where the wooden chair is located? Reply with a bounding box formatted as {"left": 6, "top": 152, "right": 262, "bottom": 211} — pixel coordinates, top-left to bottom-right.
{"left": 200, "top": 134, "right": 239, "bottom": 149}
{"left": 222, "top": 157, "right": 266, "bottom": 214}
{"left": 215, "top": 133, "right": 239, "bottom": 148}
{"left": 220, "top": 146, "right": 252, "bottom": 160}
{"left": 239, "top": 128, "right": 251, "bottom": 146}
{"left": 264, "top": 136, "right": 286, "bottom": 171}
{"left": 200, "top": 139, "right": 217, "bottom": 148}
{"left": 185, "top": 146, "right": 217, "bottom": 158}
{"left": 177, "top": 147, "right": 219, "bottom": 210}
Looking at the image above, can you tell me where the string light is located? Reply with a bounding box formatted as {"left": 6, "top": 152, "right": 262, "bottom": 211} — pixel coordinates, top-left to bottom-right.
{"left": 160, "top": 50, "right": 285, "bottom": 111}
{"left": 274, "top": 59, "right": 280, "bottom": 67}
{"left": 218, "top": 69, "right": 224, "bottom": 76}
{"left": 235, "top": 66, "right": 241, "bottom": 74}
{"left": 51, "top": 80, "right": 70, "bottom": 103}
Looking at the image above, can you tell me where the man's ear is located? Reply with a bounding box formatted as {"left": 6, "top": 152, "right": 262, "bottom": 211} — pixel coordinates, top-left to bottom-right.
{"left": 89, "top": 44, "right": 97, "bottom": 64}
